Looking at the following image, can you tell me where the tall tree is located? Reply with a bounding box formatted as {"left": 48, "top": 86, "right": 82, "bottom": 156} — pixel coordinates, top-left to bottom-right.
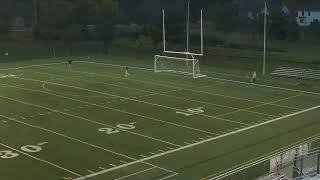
{"left": 213, "top": 1, "right": 239, "bottom": 32}
{"left": 93, "top": 0, "right": 116, "bottom": 53}
{"left": 269, "top": 1, "right": 289, "bottom": 40}
{"left": 0, "top": 0, "right": 15, "bottom": 35}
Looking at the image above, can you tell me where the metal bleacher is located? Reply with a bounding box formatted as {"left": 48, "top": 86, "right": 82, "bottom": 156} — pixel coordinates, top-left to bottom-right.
{"left": 271, "top": 67, "right": 320, "bottom": 80}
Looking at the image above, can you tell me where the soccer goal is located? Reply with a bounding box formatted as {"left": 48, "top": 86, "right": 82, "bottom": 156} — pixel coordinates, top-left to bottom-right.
{"left": 154, "top": 1, "right": 206, "bottom": 79}
{"left": 154, "top": 54, "right": 205, "bottom": 78}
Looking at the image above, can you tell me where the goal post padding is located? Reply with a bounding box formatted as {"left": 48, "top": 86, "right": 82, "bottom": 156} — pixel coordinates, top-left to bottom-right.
{"left": 154, "top": 55, "right": 206, "bottom": 78}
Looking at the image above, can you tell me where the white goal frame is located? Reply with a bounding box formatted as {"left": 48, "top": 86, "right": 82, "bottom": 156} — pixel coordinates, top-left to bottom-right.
{"left": 154, "top": 54, "right": 206, "bottom": 78}
{"left": 154, "top": 2, "right": 206, "bottom": 79}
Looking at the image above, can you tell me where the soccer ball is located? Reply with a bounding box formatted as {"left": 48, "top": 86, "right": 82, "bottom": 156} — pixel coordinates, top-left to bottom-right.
{"left": 4, "top": 52, "right": 8, "bottom": 56}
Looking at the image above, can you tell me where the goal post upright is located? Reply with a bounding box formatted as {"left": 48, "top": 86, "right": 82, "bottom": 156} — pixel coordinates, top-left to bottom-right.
{"left": 156, "top": 2, "right": 206, "bottom": 79}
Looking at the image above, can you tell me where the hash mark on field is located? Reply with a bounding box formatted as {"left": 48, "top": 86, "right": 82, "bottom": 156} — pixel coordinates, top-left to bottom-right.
{"left": 0, "top": 120, "right": 7, "bottom": 124}
{"left": 19, "top": 116, "right": 26, "bottom": 120}
{"left": 87, "top": 170, "right": 95, "bottom": 173}
{"left": 3, "top": 82, "right": 218, "bottom": 137}
{"left": 192, "top": 140, "right": 198, "bottom": 143}
{"left": 150, "top": 152, "right": 156, "bottom": 155}
{"left": 99, "top": 167, "right": 105, "bottom": 170}
{"left": 140, "top": 154, "right": 147, "bottom": 158}
{"left": 167, "top": 147, "right": 175, "bottom": 150}
{"left": 120, "top": 160, "right": 127, "bottom": 163}
{"left": 184, "top": 142, "right": 191, "bottom": 145}
{"left": 37, "top": 142, "right": 48, "bottom": 146}
{"left": 114, "top": 167, "right": 156, "bottom": 180}
{"left": 159, "top": 150, "right": 166, "bottom": 153}
{"left": 109, "top": 164, "right": 117, "bottom": 167}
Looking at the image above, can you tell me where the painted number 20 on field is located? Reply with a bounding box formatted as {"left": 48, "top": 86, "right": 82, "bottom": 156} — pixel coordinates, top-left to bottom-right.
{"left": 98, "top": 122, "right": 136, "bottom": 135}
{"left": 176, "top": 107, "right": 204, "bottom": 117}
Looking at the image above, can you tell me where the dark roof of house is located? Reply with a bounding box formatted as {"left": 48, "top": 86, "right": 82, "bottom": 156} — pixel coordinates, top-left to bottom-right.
{"left": 283, "top": 0, "right": 320, "bottom": 11}
{"left": 239, "top": 0, "right": 265, "bottom": 13}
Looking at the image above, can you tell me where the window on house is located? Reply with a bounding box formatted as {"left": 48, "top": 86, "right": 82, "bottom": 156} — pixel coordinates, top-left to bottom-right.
{"left": 300, "top": 18, "right": 304, "bottom": 24}
{"left": 302, "top": 11, "right": 305, "bottom": 16}
{"left": 308, "top": 11, "right": 311, "bottom": 16}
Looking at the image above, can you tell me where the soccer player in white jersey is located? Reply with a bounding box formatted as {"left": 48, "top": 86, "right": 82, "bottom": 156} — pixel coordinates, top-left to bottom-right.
{"left": 252, "top": 71, "right": 257, "bottom": 83}
{"left": 124, "top": 66, "right": 130, "bottom": 77}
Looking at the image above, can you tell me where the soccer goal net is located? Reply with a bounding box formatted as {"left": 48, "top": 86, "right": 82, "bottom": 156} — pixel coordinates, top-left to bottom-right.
{"left": 154, "top": 55, "right": 206, "bottom": 78}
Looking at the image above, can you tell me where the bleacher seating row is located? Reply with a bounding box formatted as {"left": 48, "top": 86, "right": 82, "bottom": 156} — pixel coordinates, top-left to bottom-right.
{"left": 271, "top": 67, "right": 320, "bottom": 80}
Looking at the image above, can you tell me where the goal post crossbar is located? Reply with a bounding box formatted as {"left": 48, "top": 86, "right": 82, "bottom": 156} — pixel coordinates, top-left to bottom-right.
{"left": 162, "top": 8, "right": 204, "bottom": 56}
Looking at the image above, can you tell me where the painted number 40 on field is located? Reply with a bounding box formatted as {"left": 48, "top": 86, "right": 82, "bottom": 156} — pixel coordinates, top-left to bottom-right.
{"left": 176, "top": 107, "right": 204, "bottom": 117}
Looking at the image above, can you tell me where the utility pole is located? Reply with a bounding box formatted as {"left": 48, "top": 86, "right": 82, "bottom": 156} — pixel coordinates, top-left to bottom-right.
{"left": 186, "top": 0, "right": 190, "bottom": 54}
{"left": 115, "top": 0, "right": 119, "bottom": 17}
{"left": 33, "top": 0, "right": 39, "bottom": 39}
{"left": 263, "top": 0, "right": 267, "bottom": 76}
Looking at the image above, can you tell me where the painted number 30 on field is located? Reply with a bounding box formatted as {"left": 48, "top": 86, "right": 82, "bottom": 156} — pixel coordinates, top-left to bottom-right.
{"left": 98, "top": 122, "right": 136, "bottom": 135}
{"left": 0, "top": 142, "right": 48, "bottom": 159}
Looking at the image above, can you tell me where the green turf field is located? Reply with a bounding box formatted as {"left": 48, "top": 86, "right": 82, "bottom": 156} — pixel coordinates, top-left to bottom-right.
{"left": 0, "top": 58, "right": 320, "bottom": 180}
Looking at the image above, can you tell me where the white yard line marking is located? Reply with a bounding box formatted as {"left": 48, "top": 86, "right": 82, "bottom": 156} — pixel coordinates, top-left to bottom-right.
{"left": 0, "top": 114, "right": 135, "bottom": 160}
{"left": 0, "top": 94, "right": 181, "bottom": 148}
{"left": 114, "top": 167, "right": 155, "bottom": 180}
{"left": 32, "top": 70, "right": 277, "bottom": 117}
{"left": 87, "top": 170, "right": 95, "bottom": 174}
{"left": 76, "top": 59, "right": 320, "bottom": 96}
{"left": 67, "top": 104, "right": 320, "bottom": 179}
{"left": 99, "top": 167, "right": 105, "bottom": 170}
{"left": 0, "top": 74, "right": 17, "bottom": 79}
{"left": 0, "top": 141, "right": 82, "bottom": 177}
{"left": 55, "top": 66, "right": 300, "bottom": 111}
{"left": 0, "top": 62, "right": 65, "bottom": 71}
{"left": 1, "top": 83, "right": 217, "bottom": 136}
{"left": 206, "top": 133, "right": 320, "bottom": 180}
{"left": 158, "top": 172, "right": 179, "bottom": 180}
{"left": 109, "top": 164, "right": 117, "bottom": 167}
{"left": 12, "top": 76, "right": 250, "bottom": 126}
{"left": 217, "top": 94, "right": 302, "bottom": 118}
{"left": 0, "top": 113, "right": 173, "bottom": 176}
{"left": 134, "top": 89, "right": 181, "bottom": 99}
{"left": 0, "top": 120, "right": 8, "bottom": 125}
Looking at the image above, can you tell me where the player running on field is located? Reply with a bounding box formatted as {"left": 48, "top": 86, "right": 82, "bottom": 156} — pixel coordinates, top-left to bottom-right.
{"left": 124, "top": 66, "right": 130, "bottom": 77}
{"left": 252, "top": 71, "right": 257, "bottom": 83}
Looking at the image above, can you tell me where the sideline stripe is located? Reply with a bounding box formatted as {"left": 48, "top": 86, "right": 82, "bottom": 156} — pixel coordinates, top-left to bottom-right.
{"left": 114, "top": 167, "right": 155, "bottom": 180}
{"left": 0, "top": 140, "right": 82, "bottom": 177}
{"left": 0, "top": 62, "right": 65, "bottom": 71}
{"left": 70, "top": 104, "right": 320, "bottom": 179}
{"left": 204, "top": 133, "right": 320, "bottom": 180}
{"left": 75, "top": 59, "right": 320, "bottom": 96}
